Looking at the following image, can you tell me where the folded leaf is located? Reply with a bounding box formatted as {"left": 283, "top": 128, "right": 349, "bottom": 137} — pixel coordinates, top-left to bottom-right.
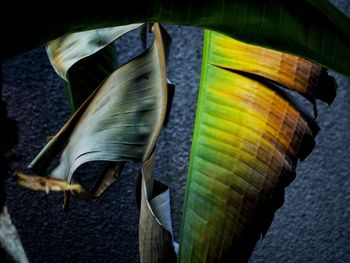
{"left": 47, "top": 24, "right": 143, "bottom": 110}
{"left": 64, "top": 44, "right": 118, "bottom": 110}
{"left": 138, "top": 150, "right": 177, "bottom": 263}
{"left": 47, "top": 24, "right": 142, "bottom": 81}
{"left": 20, "top": 24, "right": 169, "bottom": 196}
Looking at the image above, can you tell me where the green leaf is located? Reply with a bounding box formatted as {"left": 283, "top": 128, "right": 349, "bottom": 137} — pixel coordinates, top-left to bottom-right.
{"left": 178, "top": 30, "right": 320, "bottom": 262}
{"left": 306, "top": 0, "right": 350, "bottom": 41}
{"left": 3, "top": 1, "right": 350, "bottom": 76}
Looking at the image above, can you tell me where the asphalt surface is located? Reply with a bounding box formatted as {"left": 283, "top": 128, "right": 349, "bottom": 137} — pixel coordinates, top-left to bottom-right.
{"left": 1, "top": 2, "right": 350, "bottom": 262}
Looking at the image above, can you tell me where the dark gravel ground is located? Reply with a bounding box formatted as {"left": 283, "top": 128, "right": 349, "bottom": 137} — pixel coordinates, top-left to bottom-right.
{"left": 1, "top": 2, "right": 350, "bottom": 262}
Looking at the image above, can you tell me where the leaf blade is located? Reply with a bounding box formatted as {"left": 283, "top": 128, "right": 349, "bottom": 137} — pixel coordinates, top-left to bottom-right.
{"left": 24, "top": 24, "right": 169, "bottom": 198}
{"left": 47, "top": 24, "right": 143, "bottom": 80}
{"left": 3, "top": 1, "right": 350, "bottom": 76}
{"left": 138, "top": 151, "right": 177, "bottom": 263}
{"left": 179, "top": 30, "right": 320, "bottom": 262}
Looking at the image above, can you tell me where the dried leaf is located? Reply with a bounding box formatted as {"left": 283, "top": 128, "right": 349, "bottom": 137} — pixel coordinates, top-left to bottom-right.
{"left": 47, "top": 24, "right": 143, "bottom": 81}
{"left": 15, "top": 172, "right": 81, "bottom": 193}
{"left": 0, "top": 207, "right": 29, "bottom": 263}
{"left": 25, "top": 24, "right": 169, "bottom": 200}
{"left": 138, "top": 150, "right": 177, "bottom": 263}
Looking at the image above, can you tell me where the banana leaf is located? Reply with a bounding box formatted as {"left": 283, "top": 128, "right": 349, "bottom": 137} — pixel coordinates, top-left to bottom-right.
{"left": 138, "top": 150, "right": 177, "bottom": 263}
{"left": 17, "top": 24, "right": 169, "bottom": 197}
{"left": 2, "top": 1, "right": 350, "bottom": 76}
{"left": 206, "top": 32, "right": 337, "bottom": 105}
{"left": 62, "top": 44, "right": 118, "bottom": 111}
{"left": 47, "top": 24, "right": 142, "bottom": 110}
{"left": 17, "top": 23, "right": 178, "bottom": 261}
{"left": 0, "top": 208, "right": 28, "bottom": 263}
{"left": 46, "top": 24, "right": 142, "bottom": 81}
{"left": 36, "top": 25, "right": 143, "bottom": 200}
{"left": 178, "top": 30, "right": 326, "bottom": 262}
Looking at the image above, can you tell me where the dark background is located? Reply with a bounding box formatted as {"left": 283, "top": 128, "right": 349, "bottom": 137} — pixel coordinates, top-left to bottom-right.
{"left": 2, "top": 1, "right": 350, "bottom": 262}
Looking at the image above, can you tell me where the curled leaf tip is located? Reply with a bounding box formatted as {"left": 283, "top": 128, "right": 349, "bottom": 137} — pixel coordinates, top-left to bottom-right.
{"left": 14, "top": 172, "right": 81, "bottom": 193}
{"left": 316, "top": 70, "right": 338, "bottom": 105}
